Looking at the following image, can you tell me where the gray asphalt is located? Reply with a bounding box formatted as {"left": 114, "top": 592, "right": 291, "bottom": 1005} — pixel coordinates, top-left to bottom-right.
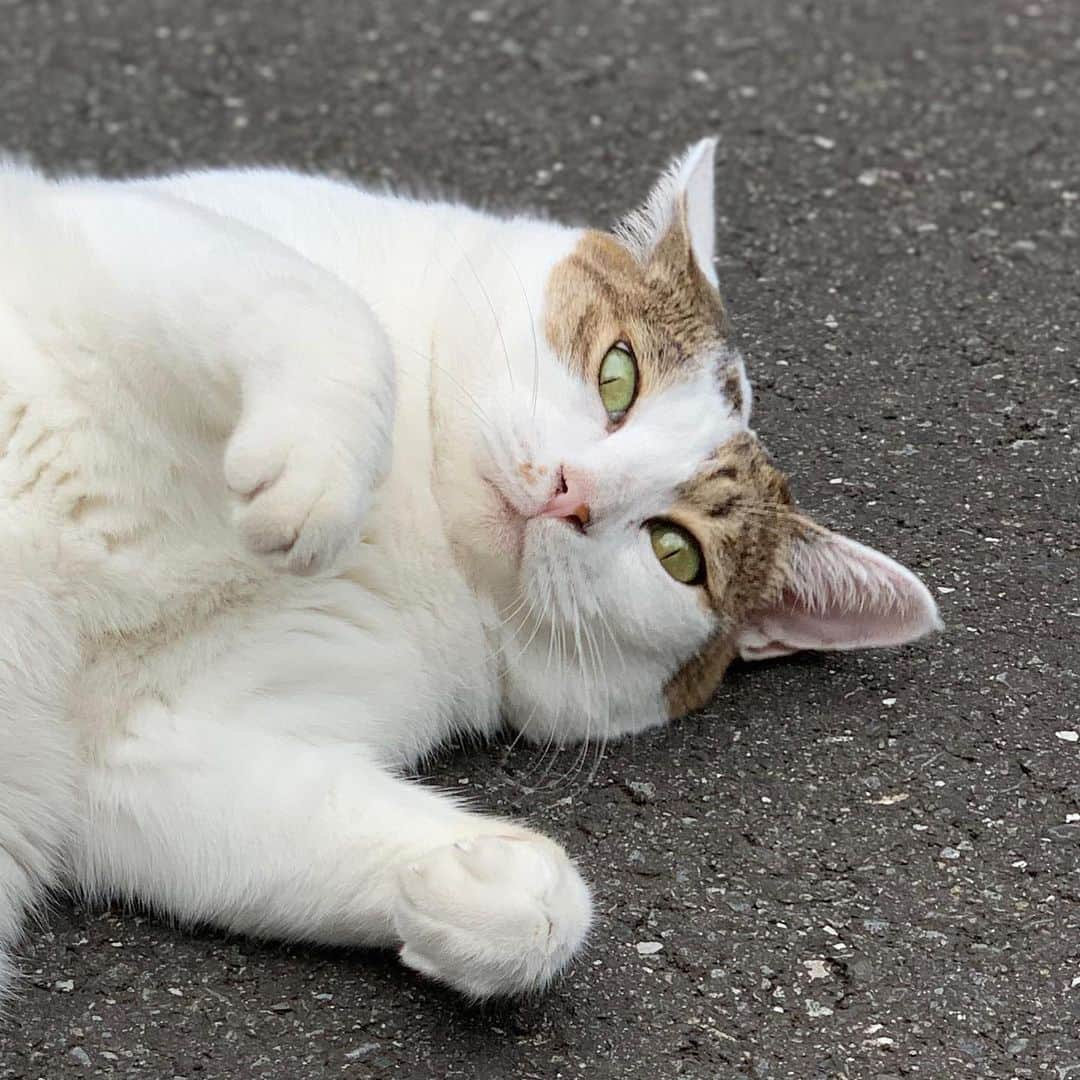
{"left": 2, "top": 1, "right": 1078, "bottom": 1077}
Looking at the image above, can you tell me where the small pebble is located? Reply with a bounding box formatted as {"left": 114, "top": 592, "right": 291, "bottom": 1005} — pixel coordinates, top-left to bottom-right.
{"left": 869, "top": 792, "right": 909, "bottom": 805}
{"left": 636, "top": 941, "right": 664, "bottom": 955}
{"left": 1054, "top": 730, "right": 1078, "bottom": 742}
{"left": 70, "top": 1047, "right": 92, "bottom": 1067}
{"left": 344, "top": 1043, "right": 380, "bottom": 1060}
{"left": 623, "top": 780, "right": 656, "bottom": 804}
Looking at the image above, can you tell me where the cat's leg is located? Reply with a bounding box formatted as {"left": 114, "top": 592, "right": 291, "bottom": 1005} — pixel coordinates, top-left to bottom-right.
{"left": 78, "top": 714, "right": 592, "bottom": 999}
{"left": 38, "top": 181, "right": 396, "bottom": 573}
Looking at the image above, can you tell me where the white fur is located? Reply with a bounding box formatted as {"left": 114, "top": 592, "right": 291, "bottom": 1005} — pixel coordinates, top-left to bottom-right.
{"left": 0, "top": 143, "right": 936, "bottom": 1000}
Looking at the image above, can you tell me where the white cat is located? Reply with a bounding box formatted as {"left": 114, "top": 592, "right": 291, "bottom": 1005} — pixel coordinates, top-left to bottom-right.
{"left": 0, "top": 139, "right": 940, "bottom": 1000}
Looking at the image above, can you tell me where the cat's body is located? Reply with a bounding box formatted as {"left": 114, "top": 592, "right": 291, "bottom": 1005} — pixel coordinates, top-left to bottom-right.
{"left": 0, "top": 142, "right": 940, "bottom": 999}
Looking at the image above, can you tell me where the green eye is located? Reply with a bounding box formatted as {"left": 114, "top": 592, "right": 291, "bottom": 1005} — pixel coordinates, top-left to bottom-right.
{"left": 598, "top": 343, "right": 638, "bottom": 421}
{"left": 650, "top": 521, "right": 704, "bottom": 585}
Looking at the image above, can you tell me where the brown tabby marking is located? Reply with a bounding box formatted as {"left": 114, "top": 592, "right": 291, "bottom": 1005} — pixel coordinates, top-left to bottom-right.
{"left": 544, "top": 226, "right": 727, "bottom": 398}
{"left": 662, "top": 434, "right": 800, "bottom": 716}
{"left": 720, "top": 364, "right": 744, "bottom": 416}
{"left": 544, "top": 216, "right": 800, "bottom": 719}
{"left": 664, "top": 633, "right": 738, "bottom": 717}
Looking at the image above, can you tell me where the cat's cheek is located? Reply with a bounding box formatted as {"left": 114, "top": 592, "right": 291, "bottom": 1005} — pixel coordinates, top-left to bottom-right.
{"left": 475, "top": 492, "right": 527, "bottom": 558}
{"left": 488, "top": 516, "right": 526, "bottom": 557}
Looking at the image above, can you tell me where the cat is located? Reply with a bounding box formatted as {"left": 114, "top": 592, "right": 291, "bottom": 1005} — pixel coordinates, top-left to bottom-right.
{"left": 0, "top": 138, "right": 940, "bottom": 1000}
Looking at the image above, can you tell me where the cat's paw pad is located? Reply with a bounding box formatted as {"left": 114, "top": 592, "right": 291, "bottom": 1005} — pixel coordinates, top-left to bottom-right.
{"left": 393, "top": 834, "right": 592, "bottom": 999}
{"left": 225, "top": 418, "right": 372, "bottom": 574}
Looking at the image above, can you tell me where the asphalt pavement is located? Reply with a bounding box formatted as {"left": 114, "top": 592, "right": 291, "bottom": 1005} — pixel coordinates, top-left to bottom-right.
{"left": 1, "top": 1, "right": 1077, "bottom": 1077}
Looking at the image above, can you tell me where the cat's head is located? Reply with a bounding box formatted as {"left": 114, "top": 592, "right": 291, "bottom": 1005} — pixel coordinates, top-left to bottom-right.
{"left": 431, "top": 139, "right": 941, "bottom": 744}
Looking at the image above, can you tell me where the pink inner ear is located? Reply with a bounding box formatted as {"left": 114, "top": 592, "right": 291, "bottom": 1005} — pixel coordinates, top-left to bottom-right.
{"left": 736, "top": 532, "right": 942, "bottom": 661}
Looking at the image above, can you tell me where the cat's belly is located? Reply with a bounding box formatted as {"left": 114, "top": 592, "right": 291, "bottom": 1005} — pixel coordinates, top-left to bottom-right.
{"left": 2, "top": 437, "right": 500, "bottom": 765}
{"left": 0, "top": 378, "right": 261, "bottom": 747}
{"left": 0, "top": 400, "right": 498, "bottom": 766}
{"left": 0, "top": 312, "right": 498, "bottom": 766}
{"left": 0, "top": 374, "right": 248, "bottom": 629}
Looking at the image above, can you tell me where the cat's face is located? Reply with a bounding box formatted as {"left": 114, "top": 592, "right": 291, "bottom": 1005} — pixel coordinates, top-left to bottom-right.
{"left": 432, "top": 140, "right": 940, "bottom": 744}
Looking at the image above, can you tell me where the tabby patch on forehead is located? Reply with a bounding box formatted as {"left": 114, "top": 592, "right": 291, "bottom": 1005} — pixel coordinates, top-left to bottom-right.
{"left": 544, "top": 227, "right": 728, "bottom": 399}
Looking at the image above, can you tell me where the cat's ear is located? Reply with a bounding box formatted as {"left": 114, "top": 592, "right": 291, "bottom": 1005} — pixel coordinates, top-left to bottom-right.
{"left": 617, "top": 137, "right": 719, "bottom": 287}
{"left": 736, "top": 518, "right": 942, "bottom": 661}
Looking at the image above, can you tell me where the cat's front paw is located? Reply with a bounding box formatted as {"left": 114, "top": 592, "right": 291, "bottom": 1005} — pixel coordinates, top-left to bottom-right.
{"left": 225, "top": 411, "right": 379, "bottom": 574}
{"left": 393, "top": 833, "right": 592, "bottom": 999}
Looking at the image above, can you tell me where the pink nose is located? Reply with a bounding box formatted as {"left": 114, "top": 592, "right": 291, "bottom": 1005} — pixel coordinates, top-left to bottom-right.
{"left": 538, "top": 467, "right": 592, "bottom": 530}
